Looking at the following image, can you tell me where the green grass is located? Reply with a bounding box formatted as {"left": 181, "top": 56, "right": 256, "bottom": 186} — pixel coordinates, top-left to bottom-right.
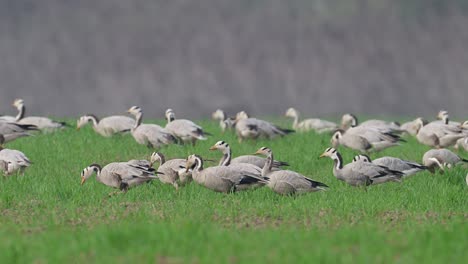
{"left": 1, "top": 118, "right": 467, "bottom": 263}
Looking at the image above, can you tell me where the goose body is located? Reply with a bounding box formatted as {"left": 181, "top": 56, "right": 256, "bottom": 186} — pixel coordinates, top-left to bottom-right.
{"left": 0, "top": 135, "right": 31, "bottom": 175}
{"left": 235, "top": 111, "right": 294, "bottom": 141}
{"left": 352, "top": 154, "right": 427, "bottom": 177}
{"left": 127, "top": 106, "right": 177, "bottom": 148}
{"left": 422, "top": 149, "right": 468, "bottom": 173}
{"left": 13, "top": 99, "right": 66, "bottom": 130}
{"left": 80, "top": 162, "right": 159, "bottom": 191}
{"left": 341, "top": 113, "right": 402, "bottom": 133}
{"left": 320, "top": 148, "right": 403, "bottom": 186}
{"left": 212, "top": 109, "right": 235, "bottom": 132}
{"left": 285, "top": 108, "right": 337, "bottom": 133}
{"left": 0, "top": 122, "right": 38, "bottom": 143}
{"left": 454, "top": 137, "right": 468, "bottom": 151}
{"left": 185, "top": 155, "right": 266, "bottom": 193}
{"left": 331, "top": 127, "right": 402, "bottom": 153}
{"left": 414, "top": 118, "right": 466, "bottom": 148}
{"left": 165, "top": 109, "right": 208, "bottom": 145}
{"left": 77, "top": 114, "right": 134, "bottom": 137}
{"left": 254, "top": 147, "right": 327, "bottom": 195}
{"left": 151, "top": 152, "right": 191, "bottom": 189}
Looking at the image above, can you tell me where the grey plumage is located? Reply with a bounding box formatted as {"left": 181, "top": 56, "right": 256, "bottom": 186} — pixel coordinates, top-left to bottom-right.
{"left": 0, "top": 134, "right": 31, "bottom": 175}
{"left": 13, "top": 99, "right": 66, "bottom": 131}
{"left": 254, "top": 147, "right": 328, "bottom": 195}
{"left": 235, "top": 111, "right": 294, "bottom": 142}
{"left": 320, "top": 147, "right": 403, "bottom": 186}
{"left": 422, "top": 149, "right": 468, "bottom": 173}
{"left": 352, "top": 154, "right": 427, "bottom": 177}
{"left": 285, "top": 108, "right": 337, "bottom": 133}
{"left": 77, "top": 114, "right": 134, "bottom": 137}
{"left": 151, "top": 152, "right": 191, "bottom": 189}
{"left": 165, "top": 109, "right": 208, "bottom": 145}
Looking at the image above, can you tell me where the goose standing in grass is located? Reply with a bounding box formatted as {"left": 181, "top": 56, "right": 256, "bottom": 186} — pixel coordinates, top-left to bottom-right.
{"left": 0, "top": 122, "right": 38, "bottom": 143}
{"left": 319, "top": 148, "right": 403, "bottom": 186}
{"left": 340, "top": 113, "right": 402, "bottom": 133}
{"left": 0, "top": 135, "right": 31, "bottom": 175}
{"left": 212, "top": 109, "right": 235, "bottom": 133}
{"left": 76, "top": 114, "right": 134, "bottom": 137}
{"left": 185, "top": 154, "right": 267, "bottom": 193}
{"left": 254, "top": 147, "right": 328, "bottom": 195}
{"left": 414, "top": 118, "right": 466, "bottom": 148}
{"left": 422, "top": 149, "right": 468, "bottom": 173}
{"left": 12, "top": 99, "right": 66, "bottom": 131}
{"left": 127, "top": 106, "right": 177, "bottom": 148}
{"left": 331, "top": 127, "right": 403, "bottom": 153}
{"left": 165, "top": 109, "right": 209, "bottom": 145}
{"left": 80, "top": 162, "right": 160, "bottom": 193}
{"left": 235, "top": 111, "right": 294, "bottom": 142}
{"left": 454, "top": 137, "right": 468, "bottom": 151}
{"left": 151, "top": 152, "right": 191, "bottom": 189}
{"left": 285, "top": 108, "right": 337, "bottom": 133}
{"left": 352, "top": 154, "right": 427, "bottom": 177}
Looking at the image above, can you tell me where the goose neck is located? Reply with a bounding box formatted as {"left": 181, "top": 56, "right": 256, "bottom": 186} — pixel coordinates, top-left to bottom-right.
{"left": 16, "top": 105, "right": 25, "bottom": 121}
{"left": 219, "top": 148, "right": 231, "bottom": 166}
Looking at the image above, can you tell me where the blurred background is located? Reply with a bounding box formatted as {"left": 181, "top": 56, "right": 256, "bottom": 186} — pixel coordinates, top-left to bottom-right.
{"left": 0, "top": 0, "right": 467, "bottom": 119}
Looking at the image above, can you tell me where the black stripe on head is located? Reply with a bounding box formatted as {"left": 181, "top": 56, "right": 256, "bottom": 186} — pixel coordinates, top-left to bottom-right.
{"left": 89, "top": 163, "right": 102, "bottom": 172}
{"left": 331, "top": 149, "right": 337, "bottom": 154}
{"left": 325, "top": 147, "right": 331, "bottom": 152}
{"left": 219, "top": 141, "right": 225, "bottom": 145}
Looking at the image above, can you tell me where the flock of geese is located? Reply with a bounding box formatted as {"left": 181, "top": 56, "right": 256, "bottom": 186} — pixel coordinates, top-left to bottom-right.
{"left": 1, "top": 99, "right": 467, "bottom": 195}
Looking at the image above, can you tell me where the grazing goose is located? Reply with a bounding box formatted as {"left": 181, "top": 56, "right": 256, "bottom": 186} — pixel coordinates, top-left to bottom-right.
{"left": 352, "top": 154, "right": 427, "bottom": 177}
{"left": 400, "top": 118, "right": 426, "bottom": 136}
{"left": 319, "top": 148, "right": 403, "bottom": 186}
{"left": 0, "top": 135, "right": 31, "bottom": 175}
{"left": 127, "top": 106, "right": 177, "bottom": 148}
{"left": 77, "top": 114, "right": 134, "bottom": 137}
{"left": 235, "top": 111, "right": 294, "bottom": 142}
{"left": 422, "top": 149, "right": 468, "bottom": 173}
{"left": 185, "top": 154, "right": 267, "bottom": 193}
{"left": 212, "top": 109, "right": 235, "bottom": 133}
{"left": 165, "top": 109, "right": 209, "bottom": 145}
{"left": 341, "top": 113, "right": 402, "bottom": 133}
{"left": 80, "top": 162, "right": 160, "bottom": 192}
{"left": 414, "top": 118, "right": 466, "bottom": 148}
{"left": 285, "top": 108, "right": 337, "bottom": 133}
{"left": 454, "top": 137, "right": 468, "bottom": 151}
{"left": 150, "top": 152, "right": 191, "bottom": 189}
{"left": 254, "top": 147, "right": 328, "bottom": 195}
{"left": 12, "top": 99, "right": 66, "bottom": 130}
{"left": 331, "top": 127, "right": 403, "bottom": 153}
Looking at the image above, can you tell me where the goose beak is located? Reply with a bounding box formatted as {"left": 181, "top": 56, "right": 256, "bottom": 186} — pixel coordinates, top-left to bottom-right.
{"left": 253, "top": 150, "right": 262, "bottom": 155}
{"left": 209, "top": 146, "right": 217, "bottom": 151}
{"left": 185, "top": 161, "right": 190, "bottom": 173}
{"left": 319, "top": 153, "right": 327, "bottom": 159}
{"left": 80, "top": 176, "right": 86, "bottom": 185}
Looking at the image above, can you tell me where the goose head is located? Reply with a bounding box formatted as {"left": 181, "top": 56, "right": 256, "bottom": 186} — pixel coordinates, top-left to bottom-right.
{"left": 127, "top": 106, "right": 142, "bottom": 117}
{"left": 150, "top": 152, "right": 165, "bottom": 167}
{"left": 236, "top": 111, "right": 249, "bottom": 121}
{"left": 80, "top": 164, "right": 102, "bottom": 185}
{"left": 330, "top": 130, "right": 343, "bottom": 148}
{"left": 209, "top": 140, "right": 229, "bottom": 151}
{"left": 341, "top": 113, "right": 357, "bottom": 129}
{"left": 319, "top": 147, "right": 339, "bottom": 159}
{"left": 212, "top": 109, "right": 226, "bottom": 121}
{"left": 352, "top": 154, "right": 371, "bottom": 163}
{"left": 285, "top": 108, "right": 298, "bottom": 118}
{"left": 253, "top": 147, "right": 272, "bottom": 156}
{"left": 12, "top": 98, "right": 24, "bottom": 110}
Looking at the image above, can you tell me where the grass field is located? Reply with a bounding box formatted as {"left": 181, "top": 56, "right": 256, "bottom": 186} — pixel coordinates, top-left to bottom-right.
{"left": 1, "top": 119, "right": 467, "bottom": 263}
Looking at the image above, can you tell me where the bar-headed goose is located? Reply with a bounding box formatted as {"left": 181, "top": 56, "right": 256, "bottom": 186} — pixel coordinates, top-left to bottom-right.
{"left": 341, "top": 113, "right": 402, "bottom": 133}
{"left": 127, "top": 106, "right": 177, "bottom": 148}
{"left": 454, "top": 137, "right": 468, "bottom": 151}
{"left": 285, "top": 108, "right": 337, "bottom": 133}
{"left": 212, "top": 109, "right": 235, "bottom": 133}
{"left": 414, "top": 118, "right": 466, "bottom": 148}
{"left": 12, "top": 99, "right": 66, "bottom": 131}
{"left": 185, "top": 154, "right": 267, "bottom": 193}
{"left": 77, "top": 114, "right": 134, "bottom": 137}
{"left": 331, "top": 127, "right": 403, "bottom": 153}
{"left": 165, "top": 109, "right": 209, "bottom": 145}
{"left": 319, "top": 148, "right": 403, "bottom": 186}
{"left": 352, "top": 154, "right": 427, "bottom": 177}
{"left": 150, "top": 152, "right": 191, "bottom": 189}
{"left": 235, "top": 111, "right": 294, "bottom": 142}
{"left": 0, "top": 122, "right": 38, "bottom": 143}
{"left": 435, "top": 110, "right": 460, "bottom": 126}
{"left": 0, "top": 134, "right": 31, "bottom": 175}
{"left": 254, "top": 147, "right": 328, "bottom": 195}
{"left": 80, "top": 162, "right": 160, "bottom": 192}
{"left": 422, "top": 149, "right": 468, "bottom": 173}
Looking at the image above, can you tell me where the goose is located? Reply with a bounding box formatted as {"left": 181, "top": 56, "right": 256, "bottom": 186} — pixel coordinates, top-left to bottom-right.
{"left": 212, "top": 109, "right": 235, "bottom": 133}
{"left": 454, "top": 137, "right": 468, "bottom": 151}
{"left": 80, "top": 162, "right": 160, "bottom": 192}
{"left": 400, "top": 118, "right": 426, "bottom": 136}
{"left": 461, "top": 121, "right": 468, "bottom": 130}
{"left": 76, "top": 114, "right": 134, "bottom": 137}
{"left": 235, "top": 111, "right": 294, "bottom": 142}
{"left": 340, "top": 113, "right": 402, "bottom": 133}
{"left": 414, "top": 118, "right": 466, "bottom": 148}
{"left": 352, "top": 154, "right": 427, "bottom": 177}
{"left": 422, "top": 149, "right": 468, "bottom": 173}
{"left": 435, "top": 110, "right": 460, "bottom": 126}
{"left": 12, "top": 99, "right": 66, "bottom": 130}
{"left": 165, "top": 109, "right": 209, "bottom": 145}
{"left": 127, "top": 106, "right": 177, "bottom": 148}
{"left": 185, "top": 154, "right": 267, "bottom": 193}
{"left": 331, "top": 127, "right": 403, "bottom": 153}
{"left": 0, "top": 122, "right": 38, "bottom": 143}
{"left": 0, "top": 134, "right": 31, "bottom": 175}
{"left": 319, "top": 148, "right": 403, "bottom": 186}
{"left": 284, "top": 108, "right": 337, "bottom": 133}
{"left": 254, "top": 147, "right": 328, "bottom": 195}
{"left": 209, "top": 141, "right": 265, "bottom": 190}
{"left": 150, "top": 152, "right": 191, "bottom": 189}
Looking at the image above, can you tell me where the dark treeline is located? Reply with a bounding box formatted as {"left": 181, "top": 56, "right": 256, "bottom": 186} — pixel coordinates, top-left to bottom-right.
{"left": 0, "top": 0, "right": 467, "bottom": 119}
